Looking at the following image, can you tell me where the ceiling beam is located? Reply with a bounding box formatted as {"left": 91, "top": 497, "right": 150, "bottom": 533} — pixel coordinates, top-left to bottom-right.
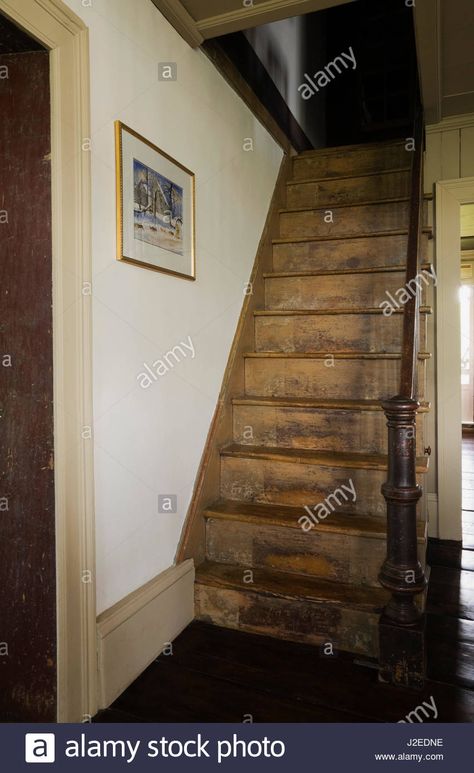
{"left": 196, "top": 0, "right": 353, "bottom": 40}
{"left": 152, "top": 0, "right": 353, "bottom": 47}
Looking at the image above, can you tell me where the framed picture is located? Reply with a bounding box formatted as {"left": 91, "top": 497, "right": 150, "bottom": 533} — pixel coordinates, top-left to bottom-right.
{"left": 115, "top": 121, "right": 195, "bottom": 280}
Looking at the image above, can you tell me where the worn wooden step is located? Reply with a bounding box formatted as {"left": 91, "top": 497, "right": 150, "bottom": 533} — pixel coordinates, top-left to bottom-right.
{"left": 286, "top": 168, "right": 410, "bottom": 208}
{"left": 264, "top": 267, "right": 432, "bottom": 311}
{"left": 233, "top": 395, "right": 426, "bottom": 453}
{"left": 221, "top": 443, "right": 429, "bottom": 473}
{"left": 204, "top": 499, "right": 428, "bottom": 536}
{"left": 279, "top": 200, "right": 429, "bottom": 240}
{"left": 244, "top": 351, "right": 429, "bottom": 400}
{"left": 220, "top": 444, "right": 428, "bottom": 517}
{"left": 254, "top": 307, "right": 429, "bottom": 353}
{"left": 273, "top": 229, "right": 432, "bottom": 273}
{"left": 195, "top": 560, "right": 388, "bottom": 655}
{"left": 204, "top": 501, "right": 426, "bottom": 588}
{"left": 232, "top": 396, "right": 430, "bottom": 411}
{"left": 292, "top": 140, "right": 409, "bottom": 181}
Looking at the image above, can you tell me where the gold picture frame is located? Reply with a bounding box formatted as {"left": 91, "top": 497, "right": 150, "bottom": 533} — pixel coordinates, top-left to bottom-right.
{"left": 115, "top": 121, "right": 196, "bottom": 280}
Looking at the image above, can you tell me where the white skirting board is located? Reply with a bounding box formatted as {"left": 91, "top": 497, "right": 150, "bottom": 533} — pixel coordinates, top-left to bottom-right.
{"left": 97, "top": 559, "right": 195, "bottom": 709}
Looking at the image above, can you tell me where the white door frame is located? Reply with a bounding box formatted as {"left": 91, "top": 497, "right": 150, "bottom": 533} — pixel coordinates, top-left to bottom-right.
{"left": 0, "top": 0, "right": 96, "bottom": 720}
{"left": 436, "top": 177, "right": 474, "bottom": 542}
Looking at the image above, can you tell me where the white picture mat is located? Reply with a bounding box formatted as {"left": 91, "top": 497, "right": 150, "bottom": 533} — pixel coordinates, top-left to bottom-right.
{"left": 121, "top": 128, "right": 193, "bottom": 275}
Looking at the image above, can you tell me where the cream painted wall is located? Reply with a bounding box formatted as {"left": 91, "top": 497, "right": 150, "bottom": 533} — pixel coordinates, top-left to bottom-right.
{"left": 423, "top": 113, "right": 474, "bottom": 536}
{"left": 425, "top": 114, "right": 474, "bottom": 193}
{"left": 62, "top": 0, "right": 282, "bottom": 613}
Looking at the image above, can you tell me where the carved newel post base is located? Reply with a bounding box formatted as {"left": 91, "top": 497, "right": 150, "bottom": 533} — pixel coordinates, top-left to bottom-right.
{"left": 378, "top": 396, "right": 427, "bottom": 689}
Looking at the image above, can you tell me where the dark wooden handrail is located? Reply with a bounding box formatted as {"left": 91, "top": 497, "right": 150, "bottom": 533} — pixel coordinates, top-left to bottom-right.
{"left": 399, "top": 106, "right": 425, "bottom": 400}
{"left": 378, "top": 100, "right": 427, "bottom": 689}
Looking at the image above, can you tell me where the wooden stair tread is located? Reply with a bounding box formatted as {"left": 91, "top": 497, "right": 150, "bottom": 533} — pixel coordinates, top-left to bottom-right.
{"left": 273, "top": 226, "right": 433, "bottom": 245}
{"left": 287, "top": 166, "right": 411, "bottom": 185}
{"left": 221, "top": 443, "right": 429, "bottom": 473}
{"left": 296, "top": 138, "right": 406, "bottom": 158}
{"left": 263, "top": 262, "right": 431, "bottom": 279}
{"left": 244, "top": 351, "right": 431, "bottom": 360}
{"left": 255, "top": 306, "right": 432, "bottom": 316}
{"left": 203, "top": 500, "right": 427, "bottom": 541}
{"left": 279, "top": 194, "right": 432, "bottom": 215}
{"left": 195, "top": 560, "right": 389, "bottom": 611}
{"left": 232, "top": 396, "right": 430, "bottom": 411}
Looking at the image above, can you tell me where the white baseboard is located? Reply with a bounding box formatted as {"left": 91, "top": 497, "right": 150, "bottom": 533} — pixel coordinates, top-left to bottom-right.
{"left": 426, "top": 493, "right": 439, "bottom": 539}
{"left": 97, "top": 559, "right": 195, "bottom": 709}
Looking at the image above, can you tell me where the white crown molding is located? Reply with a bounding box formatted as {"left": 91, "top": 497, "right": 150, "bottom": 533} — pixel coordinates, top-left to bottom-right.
{"left": 151, "top": 0, "right": 350, "bottom": 46}
{"left": 427, "top": 113, "right": 474, "bottom": 134}
{"left": 197, "top": 0, "right": 350, "bottom": 38}
{"left": 150, "top": 0, "right": 203, "bottom": 47}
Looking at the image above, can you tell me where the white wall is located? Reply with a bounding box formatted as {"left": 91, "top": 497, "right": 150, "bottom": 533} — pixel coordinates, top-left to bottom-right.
{"left": 63, "top": 0, "right": 282, "bottom": 613}
{"left": 425, "top": 114, "right": 474, "bottom": 193}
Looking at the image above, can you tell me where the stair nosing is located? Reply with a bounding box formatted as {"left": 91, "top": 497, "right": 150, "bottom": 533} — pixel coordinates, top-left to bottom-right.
{"left": 203, "top": 500, "right": 427, "bottom": 542}
{"left": 286, "top": 166, "right": 411, "bottom": 186}
{"left": 220, "top": 442, "right": 429, "bottom": 472}
{"left": 195, "top": 560, "right": 388, "bottom": 611}
{"left": 295, "top": 138, "right": 406, "bottom": 158}
{"left": 272, "top": 226, "right": 433, "bottom": 245}
{"left": 232, "top": 396, "right": 431, "bottom": 412}
{"left": 279, "top": 194, "right": 431, "bottom": 215}
{"left": 254, "top": 305, "right": 432, "bottom": 316}
{"left": 263, "top": 262, "right": 432, "bottom": 279}
{"left": 244, "top": 350, "right": 431, "bottom": 360}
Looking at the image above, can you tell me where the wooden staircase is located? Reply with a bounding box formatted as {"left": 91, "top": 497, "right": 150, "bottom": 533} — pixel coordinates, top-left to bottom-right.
{"left": 194, "top": 139, "right": 431, "bottom": 660}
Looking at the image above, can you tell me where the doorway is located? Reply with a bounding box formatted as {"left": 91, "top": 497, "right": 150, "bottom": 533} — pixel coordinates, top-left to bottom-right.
{"left": 0, "top": 13, "right": 55, "bottom": 722}
{"left": 0, "top": 0, "right": 95, "bottom": 722}
{"left": 460, "top": 204, "right": 474, "bottom": 549}
{"left": 436, "top": 179, "right": 474, "bottom": 544}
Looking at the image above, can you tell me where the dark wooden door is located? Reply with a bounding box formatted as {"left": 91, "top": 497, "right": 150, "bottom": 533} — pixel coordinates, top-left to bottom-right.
{"left": 0, "top": 48, "right": 56, "bottom": 721}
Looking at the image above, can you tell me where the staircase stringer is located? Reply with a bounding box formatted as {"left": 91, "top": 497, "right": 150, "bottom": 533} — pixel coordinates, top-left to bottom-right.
{"left": 175, "top": 154, "right": 293, "bottom": 566}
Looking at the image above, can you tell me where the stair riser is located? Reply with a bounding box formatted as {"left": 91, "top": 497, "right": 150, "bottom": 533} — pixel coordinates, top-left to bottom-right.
{"left": 233, "top": 403, "right": 425, "bottom": 454}
{"left": 287, "top": 170, "right": 410, "bottom": 208}
{"left": 293, "top": 144, "right": 409, "bottom": 180}
{"left": 265, "top": 271, "right": 431, "bottom": 311}
{"left": 195, "top": 584, "right": 380, "bottom": 656}
{"left": 256, "top": 312, "right": 427, "bottom": 351}
{"left": 206, "top": 518, "right": 388, "bottom": 587}
{"left": 220, "top": 456, "right": 424, "bottom": 516}
{"left": 245, "top": 358, "right": 426, "bottom": 400}
{"left": 279, "top": 201, "right": 428, "bottom": 239}
{"left": 273, "top": 233, "right": 430, "bottom": 273}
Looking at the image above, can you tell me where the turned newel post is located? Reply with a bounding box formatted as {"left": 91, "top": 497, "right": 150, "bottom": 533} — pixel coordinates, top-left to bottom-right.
{"left": 378, "top": 396, "right": 426, "bottom": 689}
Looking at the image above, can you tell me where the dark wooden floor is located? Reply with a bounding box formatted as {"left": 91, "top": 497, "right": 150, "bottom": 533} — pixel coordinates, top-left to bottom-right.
{"left": 94, "top": 438, "right": 474, "bottom": 723}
